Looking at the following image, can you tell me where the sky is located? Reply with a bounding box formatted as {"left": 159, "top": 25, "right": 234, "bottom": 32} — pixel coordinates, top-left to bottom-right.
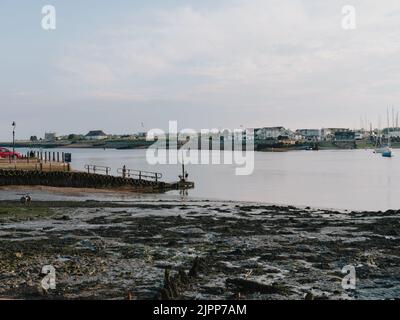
{"left": 1, "top": 0, "right": 400, "bottom": 140}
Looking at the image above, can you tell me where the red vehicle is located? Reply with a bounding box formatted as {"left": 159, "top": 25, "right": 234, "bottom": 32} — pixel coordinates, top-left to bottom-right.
{"left": 0, "top": 147, "right": 23, "bottom": 159}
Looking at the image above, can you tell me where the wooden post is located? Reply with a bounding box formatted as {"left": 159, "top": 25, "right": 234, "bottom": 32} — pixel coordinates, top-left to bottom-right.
{"left": 198, "top": 133, "right": 201, "bottom": 150}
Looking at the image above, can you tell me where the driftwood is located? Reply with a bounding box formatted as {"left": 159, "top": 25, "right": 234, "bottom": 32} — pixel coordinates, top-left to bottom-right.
{"left": 155, "top": 257, "right": 209, "bottom": 300}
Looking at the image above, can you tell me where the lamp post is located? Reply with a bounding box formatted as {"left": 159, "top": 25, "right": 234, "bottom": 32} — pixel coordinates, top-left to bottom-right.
{"left": 12, "top": 121, "right": 16, "bottom": 159}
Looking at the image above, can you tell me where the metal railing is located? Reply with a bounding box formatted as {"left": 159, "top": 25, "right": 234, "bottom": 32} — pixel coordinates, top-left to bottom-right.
{"left": 84, "top": 164, "right": 111, "bottom": 175}
{"left": 117, "top": 167, "right": 162, "bottom": 182}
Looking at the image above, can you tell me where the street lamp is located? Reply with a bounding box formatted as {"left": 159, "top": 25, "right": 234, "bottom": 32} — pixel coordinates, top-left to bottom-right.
{"left": 12, "top": 121, "right": 16, "bottom": 158}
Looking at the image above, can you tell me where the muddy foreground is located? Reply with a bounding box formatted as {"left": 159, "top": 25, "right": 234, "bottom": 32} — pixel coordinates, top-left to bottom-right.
{"left": 0, "top": 200, "right": 399, "bottom": 300}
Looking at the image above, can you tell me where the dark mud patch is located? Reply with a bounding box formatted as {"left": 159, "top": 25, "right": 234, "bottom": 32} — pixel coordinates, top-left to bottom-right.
{"left": 0, "top": 200, "right": 399, "bottom": 300}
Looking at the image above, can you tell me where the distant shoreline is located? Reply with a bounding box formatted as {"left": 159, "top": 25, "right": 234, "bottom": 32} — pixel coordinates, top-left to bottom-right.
{"left": 2, "top": 140, "right": 398, "bottom": 152}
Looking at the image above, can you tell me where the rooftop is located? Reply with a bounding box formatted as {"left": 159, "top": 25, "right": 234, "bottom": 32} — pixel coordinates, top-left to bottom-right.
{"left": 86, "top": 130, "right": 107, "bottom": 137}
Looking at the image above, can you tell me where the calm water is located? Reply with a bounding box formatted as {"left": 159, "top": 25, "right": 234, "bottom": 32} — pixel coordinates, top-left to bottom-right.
{"left": 12, "top": 148, "right": 400, "bottom": 211}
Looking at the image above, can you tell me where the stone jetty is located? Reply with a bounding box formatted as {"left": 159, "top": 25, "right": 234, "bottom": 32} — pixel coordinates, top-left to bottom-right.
{"left": 0, "top": 169, "right": 181, "bottom": 192}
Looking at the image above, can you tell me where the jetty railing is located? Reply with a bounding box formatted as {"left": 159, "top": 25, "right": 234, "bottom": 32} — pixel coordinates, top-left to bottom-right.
{"left": 117, "top": 167, "right": 162, "bottom": 182}
{"left": 84, "top": 164, "right": 111, "bottom": 176}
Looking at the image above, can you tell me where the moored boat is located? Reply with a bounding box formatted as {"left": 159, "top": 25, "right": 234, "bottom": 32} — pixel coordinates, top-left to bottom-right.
{"left": 382, "top": 148, "right": 392, "bottom": 158}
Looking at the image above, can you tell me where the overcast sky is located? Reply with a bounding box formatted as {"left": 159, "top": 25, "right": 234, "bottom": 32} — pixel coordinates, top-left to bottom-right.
{"left": 1, "top": 0, "right": 400, "bottom": 140}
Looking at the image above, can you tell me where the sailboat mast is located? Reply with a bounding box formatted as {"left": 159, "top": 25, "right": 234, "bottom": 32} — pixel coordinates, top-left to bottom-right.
{"left": 387, "top": 107, "right": 391, "bottom": 147}
{"left": 378, "top": 115, "right": 382, "bottom": 145}
{"left": 392, "top": 107, "right": 395, "bottom": 132}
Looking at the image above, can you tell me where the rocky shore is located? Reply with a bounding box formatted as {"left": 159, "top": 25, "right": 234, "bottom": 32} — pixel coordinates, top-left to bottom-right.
{"left": 0, "top": 200, "right": 399, "bottom": 300}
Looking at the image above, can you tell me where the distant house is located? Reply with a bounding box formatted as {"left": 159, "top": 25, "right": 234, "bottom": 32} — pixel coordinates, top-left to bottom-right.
{"left": 85, "top": 130, "right": 108, "bottom": 140}
{"left": 296, "top": 129, "right": 321, "bottom": 142}
{"left": 388, "top": 130, "right": 400, "bottom": 138}
{"left": 354, "top": 131, "right": 364, "bottom": 140}
{"left": 44, "top": 132, "right": 58, "bottom": 141}
{"left": 334, "top": 130, "right": 355, "bottom": 141}
{"left": 321, "top": 128, "right": 350, "bottom": 141}
{"left": 254, "top": 127, "right": 292, "bottom": 140}
{"left": 354, "top": 130, "right": 370, "bottom": 140}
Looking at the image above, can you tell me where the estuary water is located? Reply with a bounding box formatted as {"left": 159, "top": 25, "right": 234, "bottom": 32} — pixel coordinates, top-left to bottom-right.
{"left": 11, "top": 147, "right": 400, "bottom": 211}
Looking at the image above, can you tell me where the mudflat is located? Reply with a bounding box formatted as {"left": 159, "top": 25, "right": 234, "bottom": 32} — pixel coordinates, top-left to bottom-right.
{"left": 0, "top": 200, "right": 399, "bottom": 299}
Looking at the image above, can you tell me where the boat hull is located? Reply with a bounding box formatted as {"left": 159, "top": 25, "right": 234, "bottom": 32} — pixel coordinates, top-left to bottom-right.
{"left": 382, "top": 149, "right": 392, "bottom": 158}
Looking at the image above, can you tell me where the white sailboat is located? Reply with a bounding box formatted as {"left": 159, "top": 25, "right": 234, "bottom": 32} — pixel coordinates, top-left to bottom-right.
{"left": 374, "top": 116, "right": 387, "bottom": 153}
{"left": 382, "top": 107, "right": 393, "bottom": 158}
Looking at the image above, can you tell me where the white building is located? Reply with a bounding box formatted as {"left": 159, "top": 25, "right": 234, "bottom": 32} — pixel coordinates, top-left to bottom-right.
{"left": 321, "top": 128, "right": 350, "bottom": 141}
{"left": 44, "top": 132, "right": 58, "bottom": 141}
{"left": 254, "top": 127, "right": 292, "bottom": 140}
{"left": 295, "top": 129, "right": 321, "bottom": 141}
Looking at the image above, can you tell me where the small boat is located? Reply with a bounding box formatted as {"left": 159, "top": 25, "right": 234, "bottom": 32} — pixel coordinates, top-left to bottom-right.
{"left": 374, "top": 130, "right": 387, "bottom": 153}
{"left": 382, "top": 109, "right": 393, "bottom": 158}
{"left": 382, "top": 147, "right": 392, "bottom": 158}
{"left": 378, "top": 107, "right": 394, "bottom": 158}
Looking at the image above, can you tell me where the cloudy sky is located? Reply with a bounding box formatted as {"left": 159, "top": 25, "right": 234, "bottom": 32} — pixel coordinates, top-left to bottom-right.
{"left": 1, "top": 0, "right": 400, "bottom": 140}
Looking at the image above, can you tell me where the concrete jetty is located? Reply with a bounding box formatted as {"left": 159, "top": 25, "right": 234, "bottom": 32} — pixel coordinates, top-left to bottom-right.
{"left": 0, "top": 169, "right": 176, "bottom": 192}
{"left": 0, "top": 154, "right": 194, "bottom": 193}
